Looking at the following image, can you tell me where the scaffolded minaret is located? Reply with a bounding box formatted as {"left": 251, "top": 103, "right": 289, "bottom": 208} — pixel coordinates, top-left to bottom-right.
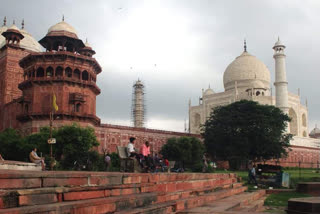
{"left": 132, "top": 79, "right": 145, "bottom": 128}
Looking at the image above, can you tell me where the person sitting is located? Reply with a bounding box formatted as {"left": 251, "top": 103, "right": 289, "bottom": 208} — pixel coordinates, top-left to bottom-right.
{"left": 29, "top": 148, "right": 45, "bottom": 171}
{"left": 140, "top": 141, "right": 151, "bottom": 171}
{"left": 0, "top": 154, "right": 4, "bottom": 161}
{"left": 127, "top": 137, "right": 143, "bottom": 168}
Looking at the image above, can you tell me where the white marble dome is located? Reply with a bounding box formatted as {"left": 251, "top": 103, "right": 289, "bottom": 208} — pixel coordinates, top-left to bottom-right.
{"left": 20, "top": 29, "right": 42, "bottom": 52}
{"left": 48, "top": 21, "right": 78, "bottom": 36}
{"left": 223, "top": 51, "right": 271, "bottom": 91}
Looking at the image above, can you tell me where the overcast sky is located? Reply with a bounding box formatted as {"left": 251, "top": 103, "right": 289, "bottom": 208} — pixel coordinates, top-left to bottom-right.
{"left": 1, "top": 0, "right": 319, "bottom": 132}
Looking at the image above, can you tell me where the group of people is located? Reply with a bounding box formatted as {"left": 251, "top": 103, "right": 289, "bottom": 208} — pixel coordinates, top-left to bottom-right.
{"left": 127, "top": 137, "right": 169, "bottom": 172}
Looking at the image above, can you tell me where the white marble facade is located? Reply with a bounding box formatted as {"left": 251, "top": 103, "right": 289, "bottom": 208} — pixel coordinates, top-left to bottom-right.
{"left": 189, "top": 39, "right": 309, "bottom": 141}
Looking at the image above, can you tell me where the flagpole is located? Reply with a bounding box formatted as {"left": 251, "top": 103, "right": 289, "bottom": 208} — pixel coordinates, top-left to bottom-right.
{"left": 50, "top": 95, "right": 53, "bottom": 171}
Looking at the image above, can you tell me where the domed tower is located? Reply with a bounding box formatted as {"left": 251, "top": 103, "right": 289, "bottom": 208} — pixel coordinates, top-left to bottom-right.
{"left": 17, "top": 18, "right": 102, "bottom": 132}
{"left": 0, "top": 18, "right": 44, "bottom": 131}
{"left": 273, "top": 37, "right": 289, "bottom": 114}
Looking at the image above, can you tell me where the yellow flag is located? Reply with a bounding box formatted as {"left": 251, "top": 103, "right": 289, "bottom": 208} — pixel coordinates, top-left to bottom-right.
{"left": 53, "top": 93, "right": 58, "bottom": 111}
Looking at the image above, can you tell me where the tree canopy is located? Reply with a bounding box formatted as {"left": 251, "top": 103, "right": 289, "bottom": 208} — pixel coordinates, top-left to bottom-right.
{"left": 202, "top": 100, "right": 292, "bottom": 168}
{"left": 0, "top": 124, "right": 100, "bottom": 170}
{"left": 160, "top": 136, "right": 204, "bottom": 171}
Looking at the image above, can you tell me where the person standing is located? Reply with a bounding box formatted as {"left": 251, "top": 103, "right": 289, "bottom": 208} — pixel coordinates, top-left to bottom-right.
{"left": 248, "top": 164, "right": 258, "bottom": 186}
{"left": 105, "top": 153, "right": 111, "bottom": 171}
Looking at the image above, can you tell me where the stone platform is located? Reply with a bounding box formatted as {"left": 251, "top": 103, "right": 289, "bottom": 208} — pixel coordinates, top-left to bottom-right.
{"left": 0, "top": 161, "right": 41, "bottom": 171}
{"left": 0, "top": 170, "right": 254, "bottom": 213}
{"left": 287, "top": 197, "right": 320, "bottom": 214}
{"left": 297, "top": 182, "right": 320, "bottom": 196}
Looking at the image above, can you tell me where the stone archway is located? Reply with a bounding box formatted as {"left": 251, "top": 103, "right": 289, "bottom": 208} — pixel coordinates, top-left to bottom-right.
{"left": 289, "top": 108, "right": 298, "bottom": 136}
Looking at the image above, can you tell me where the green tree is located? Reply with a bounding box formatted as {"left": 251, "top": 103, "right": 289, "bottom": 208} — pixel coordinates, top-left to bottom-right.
{"left": 0, "top": 128, "right": 24, "bottom": 161}
{"left": 54, "top": 124, "right": 99, "bottom": 169}
{"left": 202, "top": 100, "right": 292, "bottom": 169}
{"left": 160, "top": 136, "right": 205, "bottom": 171}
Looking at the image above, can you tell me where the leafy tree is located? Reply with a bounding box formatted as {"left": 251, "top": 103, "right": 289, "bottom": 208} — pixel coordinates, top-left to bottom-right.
{"left": 160, "top": 136, "right": 205, "bottom": 171}
{"left": 0, "top": 124, "right": 100, "bottom": 170}
{"left": 0, "top": 128, "right": 24, "bottom": 161}
{"left": 54, "top": 124, "right": 99, "bottom": 169}
{"left": 202, "top": 100, "right": 292, "bottom": 169}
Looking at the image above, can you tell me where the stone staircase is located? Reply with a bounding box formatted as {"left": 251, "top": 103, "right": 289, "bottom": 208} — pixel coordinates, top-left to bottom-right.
{"left": 0, "top": 170, "right": 265, "bottom": 214}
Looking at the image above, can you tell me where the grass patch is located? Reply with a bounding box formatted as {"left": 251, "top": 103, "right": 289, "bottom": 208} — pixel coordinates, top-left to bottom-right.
{"left": 264, "top": 192, "right": 312, "bottom": 207}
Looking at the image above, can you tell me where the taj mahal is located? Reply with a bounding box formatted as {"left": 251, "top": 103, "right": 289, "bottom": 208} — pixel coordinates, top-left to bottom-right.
{"left": 189, "top": 40, "right": 320, "bottom": 150}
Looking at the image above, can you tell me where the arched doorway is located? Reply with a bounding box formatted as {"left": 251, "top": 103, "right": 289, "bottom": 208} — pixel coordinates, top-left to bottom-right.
{"left": 289, "top": 108, "right": 298, "bottom": 136}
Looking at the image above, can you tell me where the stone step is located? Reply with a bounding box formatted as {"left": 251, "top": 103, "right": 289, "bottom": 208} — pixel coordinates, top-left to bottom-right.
{"left": 157, "top": 183, "right": 243, "bottom": 204}
{"left": 0, "top": 179, "right": 240, "bottom": 209}
{"left": 175, "top": 186, "right": 248, "bottom": 212}
{"left": 0, "top": 192, "right": 158, "bottom": 214}
{"left": 177, "top": 189, "right": 265, "bottom": 213}
{"left": 0, "top": 170, "right": 238, "bottom": 189}
{"left": 238, "top": 196, "right": 266, "bottom": 212}
{"left": 114, "top": 201, "right": 176, "bottom": 214}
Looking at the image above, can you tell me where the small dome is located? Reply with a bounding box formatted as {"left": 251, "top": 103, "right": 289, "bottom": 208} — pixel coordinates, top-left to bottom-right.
{"left": 274, "top": 37, "right": 285, "bottom": 47}
{"left": 47, "top": 21, "right": 78, "bottom": 38}
{"left": 8, "top": 24, "right": 20, "bottom": 31}
{"left": 84, "top": 40, "right": 91, "bottom": 48}
{"left": 250, "top": 80, "right": 265, "bottom": 89}
{"left": 223, "top": 51, "right": 270, "bottom": 91}
{"left": 204, "top": 88, "right": 214, "bottom": 96}
{"left": 310, "top": 126, "right": 320, "bottom": 136}
{"left": 20, "top": 29, "right": 42, "bottom": 52}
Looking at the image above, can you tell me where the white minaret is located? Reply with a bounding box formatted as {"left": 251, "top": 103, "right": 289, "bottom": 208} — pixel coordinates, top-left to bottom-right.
{"left": 273, "top": 37, "right": 289, "bottom": 114}
{"left": 132, "top": 79, "right": 145, "bottom": 128}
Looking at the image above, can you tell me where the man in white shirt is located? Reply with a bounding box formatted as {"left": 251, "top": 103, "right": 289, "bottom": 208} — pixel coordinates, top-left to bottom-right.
{"left": 127, "top": 137, "right": 137, "bottom": 157}
{"left": 127, "top": 137, "right": 144, "bottom": 169}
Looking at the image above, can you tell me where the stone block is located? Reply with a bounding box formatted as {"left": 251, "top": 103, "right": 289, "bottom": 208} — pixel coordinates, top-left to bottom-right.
{"left": 64, "top": 190, "right": 105, "bottom": 201}
{"left": 19, "top": 193, "right": 57, "bottom": 206}
{"left": 0, "top": 178, "right": 41, "bottom": 189}
{"left": 43, "top": 177, "right": 88, "bottom": 187}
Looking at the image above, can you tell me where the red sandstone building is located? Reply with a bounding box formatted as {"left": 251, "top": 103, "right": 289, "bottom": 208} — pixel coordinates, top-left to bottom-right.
{"left": 0, "top": 18, "right": 197, "bottom": 154}
{"left": 0, "top": 18, "right": 319, "bottom": 168}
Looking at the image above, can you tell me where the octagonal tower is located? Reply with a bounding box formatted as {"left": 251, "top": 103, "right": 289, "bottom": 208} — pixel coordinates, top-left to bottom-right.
{"left": 17, "top": 19, "right": 102, "bottom": 133}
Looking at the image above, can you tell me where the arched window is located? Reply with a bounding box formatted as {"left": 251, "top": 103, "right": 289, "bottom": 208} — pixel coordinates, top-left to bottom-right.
{"left": 289, "top": 108, "right": 298, "bottom": 136}
{"left": 302, "top": 114, "right": 307, "bottom": 127}
{"left": 55, "top": 66, "right": 63, "bottom": 77}
{"left": 303, "top": 131, "right": 307, "bottom": 137}
{"left": 82, "top": 70, "right": 89, "bottom": 81}
{"left": 25, "top": 104, "right": 29, "bottom": 113}
{"left": 262, "top": 91, "right": 265, "bottom": 96}
{"left": 36, "top": 67, "right": 44, "bottom": 77}
{"left": 46, "top": 66, "right": 53, "bottom": 77}
{"left": 256, "top": 91, "right": 260, "bottom": 96}
{"left": 65, "top": 67, "right": 72, "bottom": 78}
{"left": 75, "top": 103, "right": 81, "bottom": 112}
{"left": 74, "top": 69, "right": 80, "bottom": 79}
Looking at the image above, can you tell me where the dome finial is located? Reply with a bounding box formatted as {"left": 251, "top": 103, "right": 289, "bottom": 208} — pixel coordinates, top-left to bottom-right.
{"left": 13, "top": 20, "right": 15, "bottom": 25}
{"left": 86, "top": 38, "right": 88, "bottom": 43}
{"left": 244, "top": 39, "right": 247, "bottom": 52}
{"left": 62, "top": 15, "right": 64, "bottom": 21}
{"left": 3, "top": 16, "right": 6, "bottom": 26}
{"left": 21, "top": 19, "right": 24, "bottom": 29}
{"left": 208, "top": 84, "right": 211, "bottom": 89}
